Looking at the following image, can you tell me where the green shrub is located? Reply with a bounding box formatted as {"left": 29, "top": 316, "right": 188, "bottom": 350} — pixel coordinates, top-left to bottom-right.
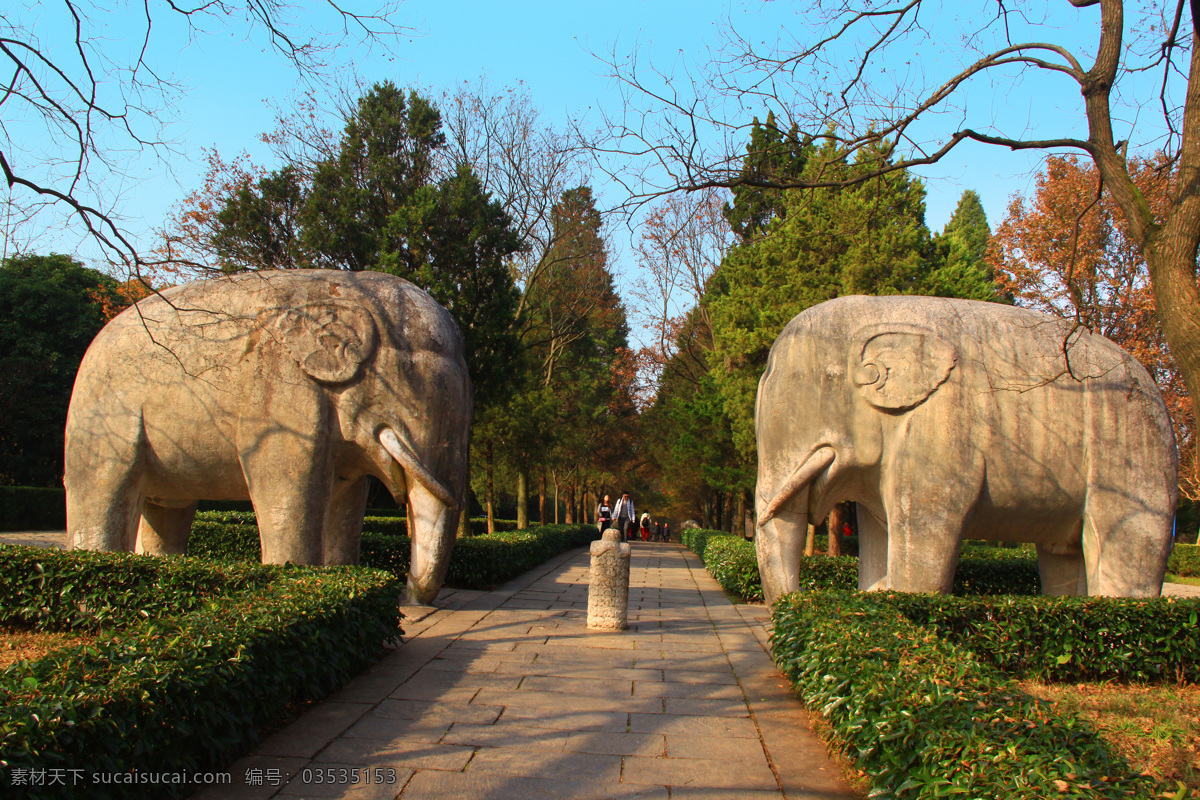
{"left": 187, "top": 512, "right": 260, "bottom": 561}
{"left": 699, "top": 536, "right": 763, "bottom": 602}
{"left": 1170, "top": 542, "right": 1199, "bottom": 577}
{"left": 0, "top": 549, "right": 401, "bottom": 799}
{"left": 889, "top": 592, "right": 1200, "bottom": 684}
{"left": 682, "top": 529, "right": 1041, "bottom": 600}
{"left": 185, "top": 512, "right": 591, "bottom": 590}
{"left": 445, "top": 525, "right": 594, "bottom": 588}
{"left": 0, "top": 546, "right": 276, "bottom": 631}
{"left": 771, "top": 591, "right": 1182, "bottom": 799}
{"left": 796, "top": 555, "right": 857, "bottom": 590}
{"left": 0, "top": 487, "right": 66, "bottom": 532}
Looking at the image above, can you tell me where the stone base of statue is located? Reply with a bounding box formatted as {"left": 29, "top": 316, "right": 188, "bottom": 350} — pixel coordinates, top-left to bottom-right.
{"left": 588, "top": 528, "right": 631, "bottom": 631}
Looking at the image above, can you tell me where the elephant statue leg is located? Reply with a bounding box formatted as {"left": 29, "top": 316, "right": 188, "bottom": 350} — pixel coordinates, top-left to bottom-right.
{"left": 324, "top": 475, "right": 370, "bottom": 564}
{"left": 1036, "top": 534, "right": 1087, "bottom": 595}
{"left": 66, "top": 441, "right": 143, "bottom": 553}
{"left": 1079, "top": 484, "right": 1173, "bottom": 597}
{"left": 857, "top": 506, "right": 889, "bottom": 591}
{"left": 881, "top": 494, "right": 970, "bottom": 593}
{"left": 135, "top": 501, "right": 198, "bottom": 555}
{"left": 239, "top": 420, "right": 334, "bottom": 565}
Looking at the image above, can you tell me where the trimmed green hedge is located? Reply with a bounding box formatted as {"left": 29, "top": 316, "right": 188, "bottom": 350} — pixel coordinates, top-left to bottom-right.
{"left": 681, "top": 529, "right": 1043, "bottom": 600}
{"left": 0, "top": 547, "right": 401, "bottom": 799}
{"left": 444, "top": 525, "right": 595, "bottom": 588}
{"left": 0, "top": 487, "right": 66, "bottom": 532}
{"left": 186, "top": 512, "right": 592, "bottom": 590}
{"left": 771, "top": 591, "right": 1189, "bottom": 799}
{"left": 1170, "top": 543, "right": 1199, "bottom": 577}
{"left": 691, "top": 534, "right": 763, "bottom": 602}
{"left": 0, "top": 546, "right": 275, "bottom": 630}
{"left": 887, "top": 592, "right": 1200, "bottom": 684}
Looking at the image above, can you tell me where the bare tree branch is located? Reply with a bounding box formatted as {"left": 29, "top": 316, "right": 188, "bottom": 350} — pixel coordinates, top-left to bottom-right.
{"left": 0, "top": 0, "right": 411, "bottom": 276}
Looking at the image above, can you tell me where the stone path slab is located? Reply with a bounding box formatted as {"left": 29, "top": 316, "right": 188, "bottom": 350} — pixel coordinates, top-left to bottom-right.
{"left": 194, "top": 543, "right": 860, "bottom": 799}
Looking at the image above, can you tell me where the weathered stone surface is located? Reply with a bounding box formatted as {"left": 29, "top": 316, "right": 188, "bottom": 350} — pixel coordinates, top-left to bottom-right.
{"left": 587, "top": 528, "right": 630, "bottom": 630}
{"left": 755, "top": 295, "right": 1178, "bottom": 605}
{"left": 64, "top": 270, "right": 472, "bottom": 605}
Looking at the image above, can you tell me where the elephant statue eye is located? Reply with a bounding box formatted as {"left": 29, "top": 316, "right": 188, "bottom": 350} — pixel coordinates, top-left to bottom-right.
{"left": 854, "top": 364, "right": 881, "bottom": 387}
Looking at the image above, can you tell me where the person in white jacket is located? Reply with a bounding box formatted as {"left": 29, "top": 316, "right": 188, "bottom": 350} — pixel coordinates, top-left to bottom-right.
{"left": 611, "top": 492, "right": 635, "bottom": 542}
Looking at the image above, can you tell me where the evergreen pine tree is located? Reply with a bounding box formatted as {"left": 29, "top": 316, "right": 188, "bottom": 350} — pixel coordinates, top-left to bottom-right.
{"left": 925, "top": 189, "right": 1000, "bottom": 302}
{"left": 722, "top": 112, "right": 810, "bottom": 243}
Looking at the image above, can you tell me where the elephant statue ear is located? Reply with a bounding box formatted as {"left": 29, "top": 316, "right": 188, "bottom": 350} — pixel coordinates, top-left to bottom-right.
{"left": 853, "top": 325, "right": 957, "bottom": 411}
{"left": 275, "top": 302, "right": 379, "bottom": 384}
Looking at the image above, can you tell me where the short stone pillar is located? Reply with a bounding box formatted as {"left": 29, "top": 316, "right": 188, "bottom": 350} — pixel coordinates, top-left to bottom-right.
{"left": 588, "top": 528, "right": 631, "bottom": 631}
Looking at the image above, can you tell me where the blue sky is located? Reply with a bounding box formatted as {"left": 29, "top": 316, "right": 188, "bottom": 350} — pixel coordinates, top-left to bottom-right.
{"left": 139, "top": 0, "right": 1077, "bottom": 230}
{"left": 14, "top": 0, "right": 1180, "bottom": 287}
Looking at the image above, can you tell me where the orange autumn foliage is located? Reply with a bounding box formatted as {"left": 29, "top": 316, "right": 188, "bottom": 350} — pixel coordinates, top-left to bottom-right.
{"left": 988, "top": 154, "right": 1196, "bottom": 499}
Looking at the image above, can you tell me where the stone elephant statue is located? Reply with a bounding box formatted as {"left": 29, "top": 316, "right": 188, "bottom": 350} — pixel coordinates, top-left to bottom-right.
{"left": 755, "top": 295, "right": 1177, "bottom": 607}
{"left": 65, "top": 270, "right": 471, "bottom": 604}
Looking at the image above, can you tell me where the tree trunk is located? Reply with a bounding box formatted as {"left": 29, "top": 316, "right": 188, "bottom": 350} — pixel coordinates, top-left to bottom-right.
{"left": 485, "top": 443, "right": 495, "bottom": 535}
{"left": 804, "top": 522, "right": 815, "bottom": 557}
{"left": 729, "top": 492, "right": 738, "bottom": 535}
{"left": 457, "top": 450, "right": 472, "bottom": 538}
{"left": 701, "top": 498, "right": 711, "bottom": 529}
{"left": 539, "top": 471, "right": 546, "bottom": 525}
{"left": 565, "top": 482, "right": 576, "bottom": 524}
{"left": 517, "top": 469, "right": 528, "bottom": 530}
{"left": 1084, "top": 5, "right": 1200, "bottom": 498}
{"left": 827, "top": 503, "right": 843, "bottom": 557}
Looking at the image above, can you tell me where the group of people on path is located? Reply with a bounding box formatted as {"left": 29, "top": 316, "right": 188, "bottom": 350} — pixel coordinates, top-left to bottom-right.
{"left": 595, "top": 492, "right": 670, "bottom": 543}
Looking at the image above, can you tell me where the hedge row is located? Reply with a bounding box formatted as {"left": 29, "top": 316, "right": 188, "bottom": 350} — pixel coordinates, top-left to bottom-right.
{"left": 771, "top": 591, "right": 1186, "bottom": 800}
{"left": 683, "top": 532, "right": 763, "bottom": 602}
{"left": 1170, "top": 543, "right": 1199, "bottom": 577}
{"left": 0, "top": 548, "right": 402, "bottom": 799}
{"left": 0, "top": 546, "right": 276, "bottom": 630}
{"left": 187, "top": 512, "right": 593, "bottom": 590}
{"left": 887, "top": 592, "right": 1200, "bottom": 684}
{"left": 681, "top": 529, "right": 1043, "bottom": 600}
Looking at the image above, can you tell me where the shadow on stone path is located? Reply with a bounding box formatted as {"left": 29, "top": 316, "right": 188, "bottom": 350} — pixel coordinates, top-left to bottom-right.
{"left": 195, "top": 543, "right": 860, "bottom": 799}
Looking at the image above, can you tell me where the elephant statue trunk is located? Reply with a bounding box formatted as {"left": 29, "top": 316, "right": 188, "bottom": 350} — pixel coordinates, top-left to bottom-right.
{"left": 379, "top": 427, "right": 462, "bottom": 604}
{"left": 756, "top": 447, "right": 835, "bottom": 607}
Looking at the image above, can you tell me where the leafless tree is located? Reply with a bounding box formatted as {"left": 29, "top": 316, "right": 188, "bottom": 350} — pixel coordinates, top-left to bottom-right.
{"left": 632, "top": 187, "right": 733, "bottom": 388}
{"left": 0, "top": 0, "right": 409, "bottom": 276}
{"left": 598, "top": 0, "right": 1200, "bottom": 477}
{"left": 439, "top": 78, "right": 599, "bottom": 324}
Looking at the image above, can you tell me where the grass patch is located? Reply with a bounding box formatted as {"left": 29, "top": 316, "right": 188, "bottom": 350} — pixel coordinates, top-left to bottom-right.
{"left": 1021, "top": 681, "right": 1200, "bottom": 792}
{"left": 1167, "top": 573, "right": 1200, "bottom": 587}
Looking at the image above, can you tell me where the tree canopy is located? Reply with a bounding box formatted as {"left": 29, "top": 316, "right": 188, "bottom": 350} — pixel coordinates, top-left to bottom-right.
{"left": 0, "top": 254, "right": 125, "bottom": 486}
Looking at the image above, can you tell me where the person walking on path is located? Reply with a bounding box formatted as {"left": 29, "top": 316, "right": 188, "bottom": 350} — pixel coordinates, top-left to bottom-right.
{"left": 612, "top": 491, "right": 635, "bottom": 543}
{"left": 639, "top": 512, "right": 651, "bottom": 542}
{"left": 596, "top": 494, "right": 613, "bottom": 533}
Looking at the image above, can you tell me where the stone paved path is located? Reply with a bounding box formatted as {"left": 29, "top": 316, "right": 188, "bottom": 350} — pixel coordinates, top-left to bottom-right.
{"left": 197, "top": 543, "right": 860, "bottom": 800}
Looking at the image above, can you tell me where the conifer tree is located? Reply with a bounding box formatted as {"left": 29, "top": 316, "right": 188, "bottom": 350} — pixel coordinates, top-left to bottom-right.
{"left": 926, "top": 189, "right": 999, "bottom": 302}
{"left": 300, "top": 83, "right": 445, "bottom": 271}
{"left": 722, "top": 113, "right": 809, "bottom": 243}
